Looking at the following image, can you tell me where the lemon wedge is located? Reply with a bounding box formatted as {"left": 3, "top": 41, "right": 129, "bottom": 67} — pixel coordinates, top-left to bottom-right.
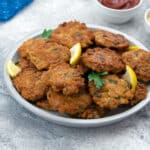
{"left": 70, "top": 43, "right": 82, "bottom": 65}
{"left": 127, "top": 45, "right": 139, "bottom": 51}
{"left": 123, "top": 65, "right": 137, "bottom": 90}
{"left": 6, "top": 59, "right": 21, "bottom": 78}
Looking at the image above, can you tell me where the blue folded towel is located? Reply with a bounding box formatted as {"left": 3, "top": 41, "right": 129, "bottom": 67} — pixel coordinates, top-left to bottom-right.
{"left": 0, "top": 0, "right": 33, "bottom": 21}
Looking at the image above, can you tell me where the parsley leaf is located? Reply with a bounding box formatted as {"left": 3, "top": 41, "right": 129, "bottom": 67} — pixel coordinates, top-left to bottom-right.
{"left": 88, "top": 71, "right": 108, "bottom": 89}
{"left": 99, "top": 71, "right": 108, "bottom": 76}
{"left": 41, "top": 29, "right": 53, "bottom": 38}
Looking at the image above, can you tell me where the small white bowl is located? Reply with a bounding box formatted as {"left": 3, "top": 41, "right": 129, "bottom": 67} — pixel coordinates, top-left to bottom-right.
{"left": 144, "top": 9, "right": 150, "bottom": 34}
{"left": 94, "top": 0, "right": 143, "bottom": 24}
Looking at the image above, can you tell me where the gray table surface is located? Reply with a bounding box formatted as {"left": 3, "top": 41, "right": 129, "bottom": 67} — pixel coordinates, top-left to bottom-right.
{"left": 0, "top": 0, "right": 150, "bottom": 150}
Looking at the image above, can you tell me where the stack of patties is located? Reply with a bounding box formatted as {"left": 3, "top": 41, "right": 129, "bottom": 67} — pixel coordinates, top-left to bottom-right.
{"left": 13, "top": 21, "right": 149, "bottom": 119}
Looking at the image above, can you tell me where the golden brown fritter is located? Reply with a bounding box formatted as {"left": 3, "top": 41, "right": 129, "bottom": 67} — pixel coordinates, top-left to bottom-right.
{"left": 122, "top": 50, "right": 150, "bottom": 82}
{"left": 17, "top": 58, "right": 35, "bottom": 69}
{"left": 36, "top": 100, "right": 52, "bottom": 111}
{"left": 27, "top": 40, "right": 70, "bottom": 70}
{"left": 18, "top": 38, "right": 46, "bottom": 58}
{"left": 50, "top": 21, "right": 94, "bottom": 48}
{"left": 40, "top": 70, "right": 51, "bottom": 86}
{"left": 82, "top": 48, "right": 125, "bottom": 73}
{"left": 94, "top": 30, "right": 129, "bottom": 50}
{"left": 48, "top": 63, "right": 85, "bottom": 95}
{"left": 89, "top": 75, "right": 134, "bottom": 110}
{"left": 130, "top": 83, "right": 147, "bottom": 106}
{"left": 74, "top": 105, "right": 105, "bottom": 119}
{"left": 13, "top": 68, "right": 49, "bottom": 101}
{"left": 47, "top": 88, "right": 92, "bottom": 115}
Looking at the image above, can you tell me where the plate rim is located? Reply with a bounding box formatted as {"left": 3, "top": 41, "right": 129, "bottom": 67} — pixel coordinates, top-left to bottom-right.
{"left": 3, "top": 24, "right": 150, "bottom": 127}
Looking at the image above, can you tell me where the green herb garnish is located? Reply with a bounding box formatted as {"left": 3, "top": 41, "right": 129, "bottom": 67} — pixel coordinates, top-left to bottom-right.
{"left": 88, "top": 71, "right": 108, "bottom": 89}
{"left": 41, "top": 29, "right": 53, "bottom": 38}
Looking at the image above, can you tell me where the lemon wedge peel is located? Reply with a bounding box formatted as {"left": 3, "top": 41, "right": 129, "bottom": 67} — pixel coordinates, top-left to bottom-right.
{"left": 70, "top": 43, "right": 82, "bottom": 65}
{"left": 123, "top": 65, "right": 137, "bottom": 90}
{"left": 127, "top": 45, "right": 140, "bottom": 51}
{"left": 6, "top": 60, "right": 21, "bottom": 78}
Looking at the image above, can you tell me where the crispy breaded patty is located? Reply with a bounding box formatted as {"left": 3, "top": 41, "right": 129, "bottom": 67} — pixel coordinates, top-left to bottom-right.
{"left": 48, "top": 63, "right": 85, "bottom": 95}
{"left": 17, "top": 58, "right": 35, "bottom": 69}
{"left": 122, "top": 50, "right": 150, "bottom": 82}
{"left": 27, "top": 40, "right": 70, "bottom": 70}
{"left": 94, "top": 30, "right": 129, "bottom": 50}
{"left": 13, "top": 68, "right": 48, "bottom": 101}
{"left": 74, "top": 105, "right": 105, "bottom": 119}
{"left": 82, "top": 48, "right": 125, "bottom": 73}
{"left": 47, "top": 88, "right": 92, "bottom": 115}
{"left": 130, "top": 83, "right": 147, "bottom": 106}
{"left": 36, "top": 100, "right": 52, "bottom": 111}
{"left": 89, "top": 75, "right": 134, "bottom": 110}
{"left": 18, "top": 38, "right": 46, "bottom": 58}
{"left": 51, "top": 21, "right": 94, "bottom": 48}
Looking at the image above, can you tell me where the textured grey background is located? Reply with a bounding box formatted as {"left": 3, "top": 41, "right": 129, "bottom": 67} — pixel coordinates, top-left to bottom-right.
{"left": 0, "top": 0, "right": 150, "bottom": 150}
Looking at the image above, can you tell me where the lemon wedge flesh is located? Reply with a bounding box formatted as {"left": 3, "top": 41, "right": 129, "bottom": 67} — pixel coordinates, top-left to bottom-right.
{"left": 127, "top": 45, "right": 139, "bottom": 51}
{"left": 6, "top": 60, "right": 21, "bottom": 78}
{"left": 123, "top": 65, "right": 137, "bottom": 90}
{"left": 70, "top": 43, "right": 82, "bottom": 65}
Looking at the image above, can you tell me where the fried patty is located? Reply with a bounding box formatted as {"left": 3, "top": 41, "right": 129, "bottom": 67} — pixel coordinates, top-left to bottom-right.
{"left": 18, "top": 38, "right": 46, "bottom": 58}
{"left": 36, "top": 100, "right": 52, "bottom": 111}
{"left": 13, "top": 68, "right": 48, "bottom": 101}
{"left": 48, "top": 63, "right": 85, "bottom": 95}
{"left": 130, "top": 83, "right": 147, "bottom": 106}
{"left": 47, "top": 88, "right": 92, "bottom": 115}
{"left": 94, "top": 30, "right": 129, "bottom": 50}
{"left": 89, "top": 75, "right": 134, "bottom": 110}
{"left": 122, "top": 49, "right": 150, "bottom": 82}
{"left": 27, "top": 40, "right": 70, "bottom": 70}
{"left": 51, "top": 21, "right": 94, "bottom": 48}
{"left": 17, "top": 58, "right": 35, "bottom": 69}
{"left": 82, "top": 48, "right": 125, "bottom": 73}
{"left": 74, "top": 105, "right": 105, "bottom": 119}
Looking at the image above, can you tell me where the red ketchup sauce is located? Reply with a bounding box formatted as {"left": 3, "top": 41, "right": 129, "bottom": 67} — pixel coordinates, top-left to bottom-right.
{"left": 98, "top": 0, "right": 140, "bottom": 9}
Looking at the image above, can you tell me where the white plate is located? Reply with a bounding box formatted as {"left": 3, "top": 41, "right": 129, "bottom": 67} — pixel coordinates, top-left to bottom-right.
{"left": 4, "top": 25, "right": 150, "bottom": 127}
